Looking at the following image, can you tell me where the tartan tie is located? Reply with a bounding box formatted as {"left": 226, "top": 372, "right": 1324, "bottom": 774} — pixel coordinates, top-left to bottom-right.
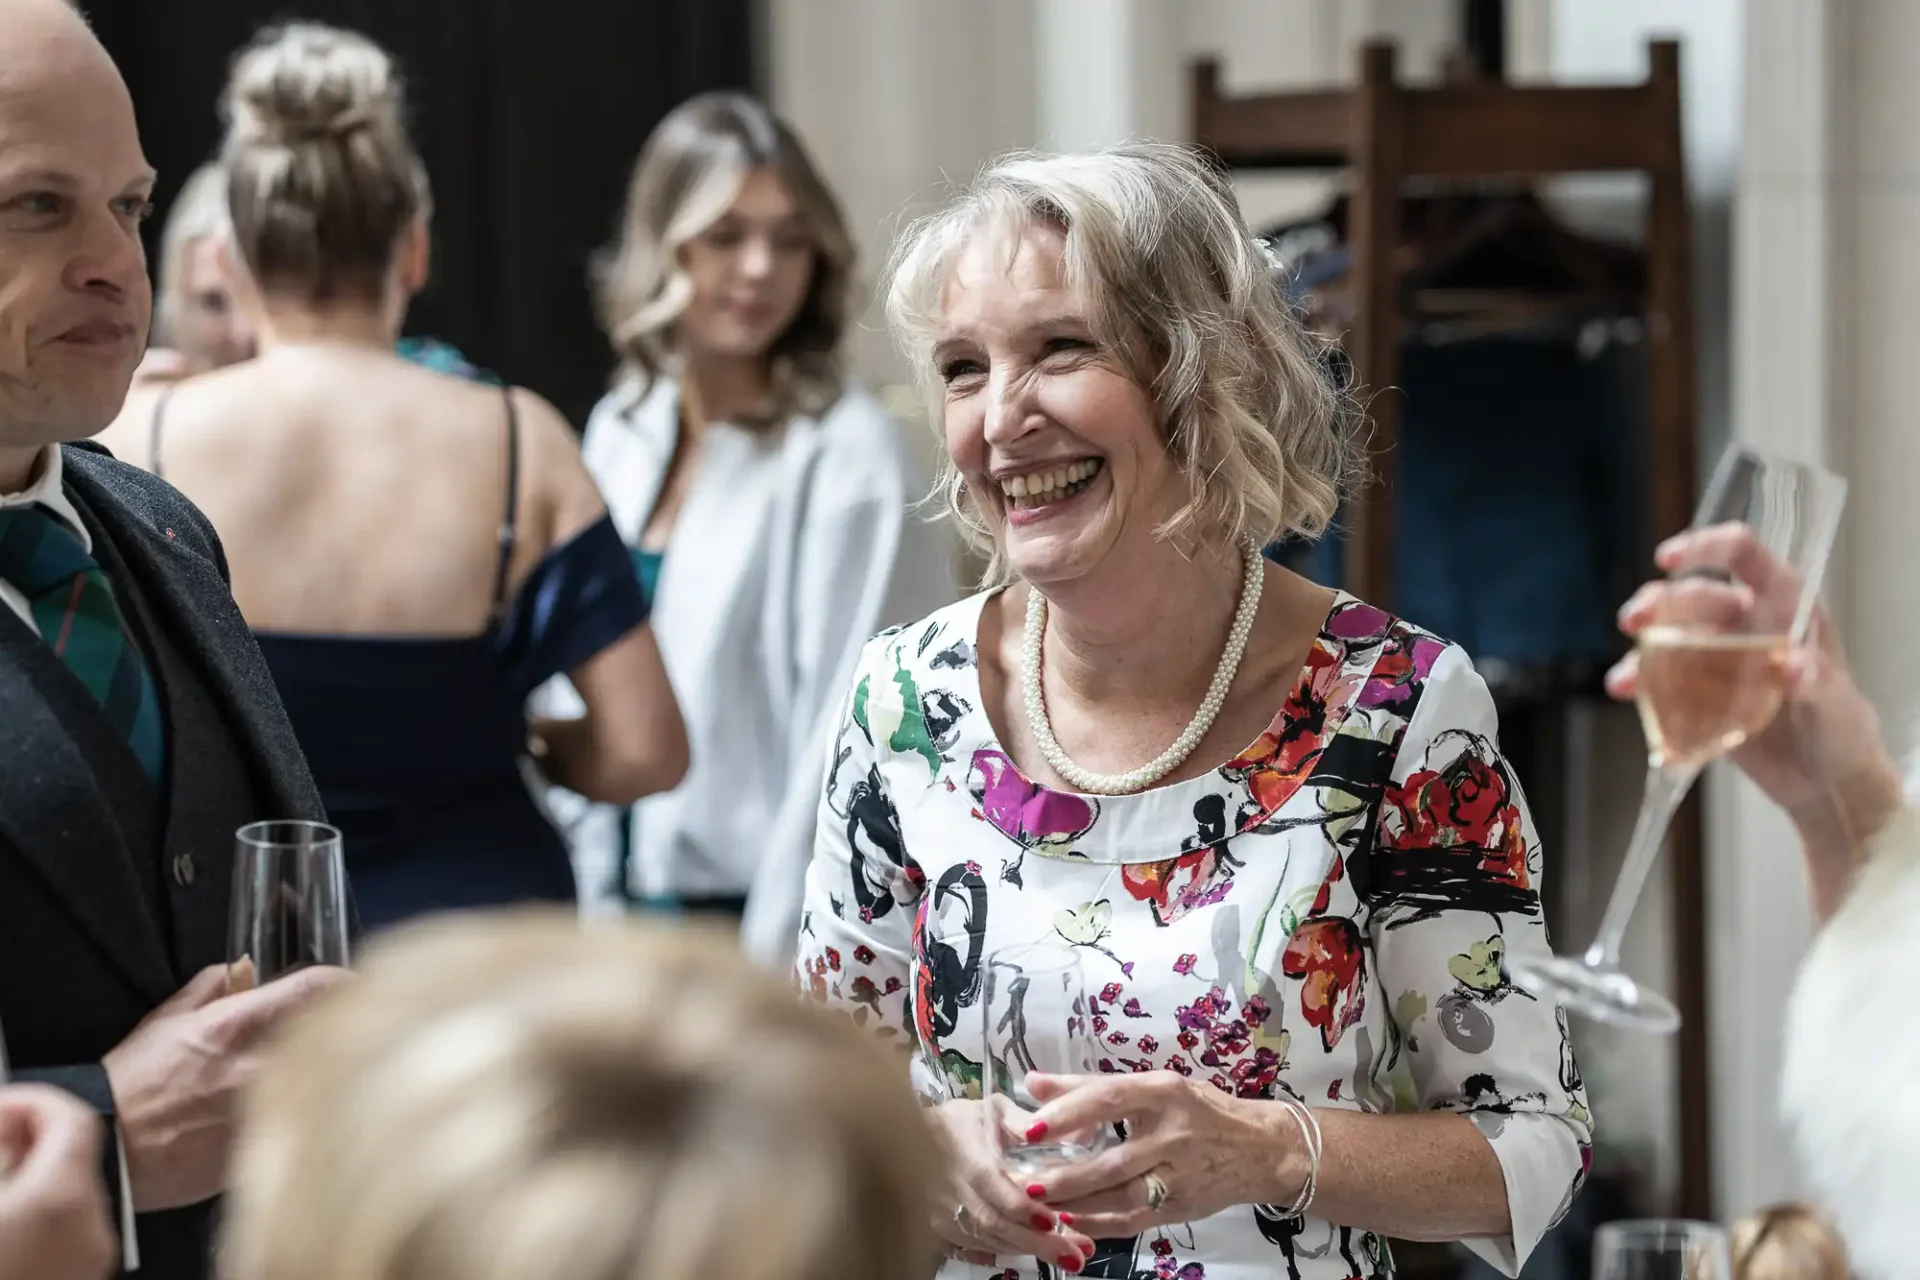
{"left": 0, "top": 504, "right": 165, "bottom": 783}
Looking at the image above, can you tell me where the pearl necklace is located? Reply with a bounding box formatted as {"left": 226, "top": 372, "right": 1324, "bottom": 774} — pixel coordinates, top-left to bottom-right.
{"left": 1023, "top": 536, "right": 1264, "bottom": 795}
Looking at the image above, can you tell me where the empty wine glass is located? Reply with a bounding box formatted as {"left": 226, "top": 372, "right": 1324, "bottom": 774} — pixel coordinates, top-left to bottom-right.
{"left": 1508, "top": 444, "right": 1846, "bottom": 1032}
{"left": 230, "top": 820, "right": 351, "bottom": 988}
{"left": 1594, "top": 1220, "right": 1733, "bottom": 1280}
{"left": 981, "top": 941, "right": 1109, "bottom": 1176}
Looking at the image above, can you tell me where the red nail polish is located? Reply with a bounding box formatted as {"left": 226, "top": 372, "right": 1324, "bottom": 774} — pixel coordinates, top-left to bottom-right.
{"left": 1031, "top": 1212, "right": 1055, "bottom": 1231}
{"left": 1080, "top": 1240, "right": 1097, "bottom": 1258}
{"left": 1026, "top": 1183, "right": 1048, "bottom": 1200}
{"left": 1026, "top": 1120, "right": 1050, "bottom": 1141}
{"left": 1057, "top": 1212, "right": 1075, "bottom": 1226}
{"left": 1060, "top": 1255, "right": 1083, "bottom": 1273}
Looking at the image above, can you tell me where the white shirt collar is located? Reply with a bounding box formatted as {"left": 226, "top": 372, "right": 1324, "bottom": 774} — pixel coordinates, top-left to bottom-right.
{"left": 0, "top": 444, "right": 91, "bottom": 553}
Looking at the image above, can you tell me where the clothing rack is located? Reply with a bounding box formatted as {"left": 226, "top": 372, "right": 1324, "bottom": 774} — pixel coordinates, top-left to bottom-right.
{"left": 1192, "top": 40, "right": 1710, "bottom": 1219}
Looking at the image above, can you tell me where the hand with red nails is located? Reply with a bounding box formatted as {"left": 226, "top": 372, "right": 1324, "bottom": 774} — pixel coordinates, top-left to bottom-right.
{"left": 1017, "top": 1071, "right": 1308, "bottom": 1240}
{"left": 926, "top": 1099, "right": 1098, "bottom": 1270}
{"left": 1610, "top": 524, "right": 1904, "bottom": 920}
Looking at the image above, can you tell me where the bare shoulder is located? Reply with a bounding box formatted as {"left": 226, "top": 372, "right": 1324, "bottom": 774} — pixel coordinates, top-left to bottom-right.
{"left": 94, "top": 381, "right": 164, "bottom": 470}
{"left": 507, "top": 385, "right": 583, "bottom": 457}
{"left": 970, "top": 582, "right": 1020, "bottom": 697}
{"left": 506, "top": 385, "right": 602, "bottom": 544}
{"left": 1260, "top": 561, "right": 1338, "bottom": 636}
{"left": 1240, "top": 560, "right": 1339, "bottom": 696}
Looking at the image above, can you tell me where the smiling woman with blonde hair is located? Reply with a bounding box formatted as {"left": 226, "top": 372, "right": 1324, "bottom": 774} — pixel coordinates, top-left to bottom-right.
{"left": 221, "top": 912, "right": 941, "bottom": 1280}
{"left": 540, "top": 92, "right": 953, "bottom": 962}
{"left": 795, "top": 143, "right": 1591, "bottom": 1279}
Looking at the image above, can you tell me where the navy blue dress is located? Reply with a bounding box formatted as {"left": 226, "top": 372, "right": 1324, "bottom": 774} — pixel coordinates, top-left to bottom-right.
{"left": 247, "top": 395, "right": 649, "bottom": 931}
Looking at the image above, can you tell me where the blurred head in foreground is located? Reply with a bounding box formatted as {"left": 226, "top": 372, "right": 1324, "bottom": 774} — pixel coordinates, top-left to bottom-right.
{"left": 221, "top": 912, "right": 939, "bottom": 1280}
{"left": 1731, "top": 1202, "right": 1849, "bottom": 1280}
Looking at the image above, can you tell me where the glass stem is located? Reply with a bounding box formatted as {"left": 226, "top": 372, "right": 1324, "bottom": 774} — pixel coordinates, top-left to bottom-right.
{"left": 1583, "top": 762, "right": 1697, "bottom": 969}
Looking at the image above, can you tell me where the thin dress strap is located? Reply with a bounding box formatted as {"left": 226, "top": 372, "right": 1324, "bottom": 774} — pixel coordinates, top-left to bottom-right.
{"left": 490, "top": 387, "right": 521, "bottom": 619}
{"left": 148, "top": 386, "right": 174, "bottom": 481}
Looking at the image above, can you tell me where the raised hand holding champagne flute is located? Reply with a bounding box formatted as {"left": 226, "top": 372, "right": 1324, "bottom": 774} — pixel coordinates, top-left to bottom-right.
{"left": 1509, "top": 445, "right": 1848, "bottom": 1031}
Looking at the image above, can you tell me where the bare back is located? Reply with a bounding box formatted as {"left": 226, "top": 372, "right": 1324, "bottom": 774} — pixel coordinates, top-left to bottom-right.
{"left": 147, "top": 346, "right": 602, "bottom": 637}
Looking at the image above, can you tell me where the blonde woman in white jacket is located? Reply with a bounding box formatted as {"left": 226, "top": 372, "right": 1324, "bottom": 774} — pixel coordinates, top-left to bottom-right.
{"left": 542, "top": 93, "right": 954, "bottom": 965}
{"left": 1611, "top": 523, "right": 1909, "bottom": 1279}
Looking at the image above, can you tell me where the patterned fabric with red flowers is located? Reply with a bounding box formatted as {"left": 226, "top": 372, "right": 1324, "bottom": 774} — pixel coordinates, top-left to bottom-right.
{"left": 797, "top": 591, "right": 1592, "bottom": 1280}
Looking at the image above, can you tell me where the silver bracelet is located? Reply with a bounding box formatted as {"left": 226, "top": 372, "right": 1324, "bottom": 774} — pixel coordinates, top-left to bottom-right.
{"left": 1274, "top": 1095, "right": 1323, "bottom": 1220}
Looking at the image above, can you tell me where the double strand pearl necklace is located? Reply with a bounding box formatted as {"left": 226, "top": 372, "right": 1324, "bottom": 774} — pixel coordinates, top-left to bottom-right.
{"left": 1023, "top": 536, "right": 1264, "bottom": 795}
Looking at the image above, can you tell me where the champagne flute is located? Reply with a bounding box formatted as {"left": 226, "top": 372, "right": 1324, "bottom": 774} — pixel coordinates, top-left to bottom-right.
{"left": 1508, "top": 444, "right": 1846, "bottom": 1032}
{"left": 981, "top": 941, "right": 1110, "bottom": 1176}
{"left": 229, "top": 820, "right": 350, "bottom": 988}
{"left": 1594, "top": 1220, "right": 1733, "bottom": 1279}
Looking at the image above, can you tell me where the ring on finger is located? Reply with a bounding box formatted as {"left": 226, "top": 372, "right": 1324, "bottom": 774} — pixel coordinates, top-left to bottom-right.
{"left": 1142, "top": 1170, "right": 1171, "bottom": 1211}
{"left": 953, "top": 1203, "right": 974, "bottom": 1236}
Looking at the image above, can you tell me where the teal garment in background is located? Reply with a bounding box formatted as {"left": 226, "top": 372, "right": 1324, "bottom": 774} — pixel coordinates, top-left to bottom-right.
{"left": 633, "top": 548, "right": 663, "bottom": 607}
{"left": 396, "top": 336, "right": 500, "bottom": 385}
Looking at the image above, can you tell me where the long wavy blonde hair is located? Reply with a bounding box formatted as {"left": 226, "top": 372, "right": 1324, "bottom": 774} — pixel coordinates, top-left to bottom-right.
{"left": 593, "top": 93, "right": 855, "bottom": 425}
{"left": 221, "top": 913, "right": 940, "bottom": 1280}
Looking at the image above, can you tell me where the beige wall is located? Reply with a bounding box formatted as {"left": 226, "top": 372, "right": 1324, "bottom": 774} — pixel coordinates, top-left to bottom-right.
{"left": 769, "top": 0, "right": 1456, "bottom": 399}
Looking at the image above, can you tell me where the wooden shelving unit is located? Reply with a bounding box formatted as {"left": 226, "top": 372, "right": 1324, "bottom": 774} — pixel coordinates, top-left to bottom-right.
{"left": 1192, "top": 39, "right": 1712, "bottom": 1221}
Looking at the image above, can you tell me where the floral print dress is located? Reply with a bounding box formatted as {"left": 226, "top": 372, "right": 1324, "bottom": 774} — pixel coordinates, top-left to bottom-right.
{"left": 798, "top": 591, "right": 1592, "bottom": 1280}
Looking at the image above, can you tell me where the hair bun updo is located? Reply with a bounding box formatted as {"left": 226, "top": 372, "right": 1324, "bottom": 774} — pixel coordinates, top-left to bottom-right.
{"left": 226, "top": 22, "right": 399, "bottom": 148}
{"left": 221, "top": 21, "right": 426, "bottom": 304}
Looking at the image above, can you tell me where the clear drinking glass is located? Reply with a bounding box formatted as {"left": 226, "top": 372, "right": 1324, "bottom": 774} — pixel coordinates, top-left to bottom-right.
{"left": 229, "top": 820, "right": 350, "bottom": 988}
{"left": 1594, "top": 1220, "right": 1734, "bottom": 1280}
{"left": 982, "top": 941, "right": 1110, "bottom": 1176}
{"left": 1509, "top": 444, "right": 1847, "bottom": 1032}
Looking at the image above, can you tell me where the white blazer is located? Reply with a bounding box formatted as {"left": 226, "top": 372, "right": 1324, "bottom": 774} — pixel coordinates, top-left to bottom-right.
{"left": 540, "top": 375, "right": 956, "bottom": 965}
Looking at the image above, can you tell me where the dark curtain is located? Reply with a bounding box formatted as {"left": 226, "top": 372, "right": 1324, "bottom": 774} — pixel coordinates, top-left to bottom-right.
{"left": 85, "top": 0, "right": 759, "bottom": 426}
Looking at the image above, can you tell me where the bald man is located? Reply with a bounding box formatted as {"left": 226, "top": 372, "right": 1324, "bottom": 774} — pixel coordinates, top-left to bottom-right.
{"left": 0, "top": 4, "right": 344, "bottom": 1276}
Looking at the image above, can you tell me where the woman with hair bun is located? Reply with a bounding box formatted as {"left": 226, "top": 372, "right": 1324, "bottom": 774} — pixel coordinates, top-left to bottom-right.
{"left": 143, "top": 22, "right": 687, "bottom": 930}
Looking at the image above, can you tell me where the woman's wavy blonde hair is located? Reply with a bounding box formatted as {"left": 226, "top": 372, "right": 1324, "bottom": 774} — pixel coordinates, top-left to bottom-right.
{"left": 220, "top": 913, "right": 940, "bottom": 1280}
{"left": 594, "top": 93, "right": 855, "bottom": 425}
{"left": 887, "top": 143, "right": 1356, "bottom": 583}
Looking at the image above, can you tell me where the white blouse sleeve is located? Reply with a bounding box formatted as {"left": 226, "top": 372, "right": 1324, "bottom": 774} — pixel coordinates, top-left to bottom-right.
{"left": 1368, "top": 644, "right": 1593, "bottom": 1276}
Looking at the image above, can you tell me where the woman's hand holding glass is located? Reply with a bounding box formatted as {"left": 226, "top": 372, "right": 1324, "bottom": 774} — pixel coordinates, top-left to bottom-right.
{"left": 1019, "top": 1072, "right": 1310, "bottom": 1240}
{"left": 1609, "top": 524, "right": 1903, "bottom": 844}
{"left": 927, "top": 1099, "right": 1097, "bottom": 1271}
